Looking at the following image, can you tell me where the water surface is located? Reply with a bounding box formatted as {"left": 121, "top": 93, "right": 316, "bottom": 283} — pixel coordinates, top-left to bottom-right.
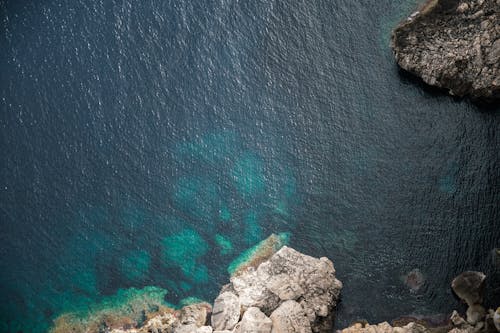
{"left": 1, "top": 0, "right": 499, "bottom": 332}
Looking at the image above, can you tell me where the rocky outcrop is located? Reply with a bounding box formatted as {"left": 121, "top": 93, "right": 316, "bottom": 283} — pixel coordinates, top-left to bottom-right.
{"left": 106, "top": 245, "right": 342, "bottom": 333}
{"left": 217, "top": 246, "right": 343, "bottom": 333}
{"left": 339, "top": 271, "right": 499, "bottom": 333}
{"left": 391, "top": 0, "right": 499, "bottom": 102}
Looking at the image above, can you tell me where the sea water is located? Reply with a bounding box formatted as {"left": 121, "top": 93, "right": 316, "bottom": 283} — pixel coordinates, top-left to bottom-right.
{"left": 0, "top": 0, "right": 499, "bottom": 332}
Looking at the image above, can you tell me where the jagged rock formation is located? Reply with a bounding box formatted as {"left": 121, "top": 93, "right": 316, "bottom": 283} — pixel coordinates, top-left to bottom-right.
{"left": 105, "top": 245, "right": 342, "bottom": 333}
{"left": 215, "top": 246, "right": 343, "bottom": 333}
{"left": 391, "top": 0, "right": 500, "bottom": 102}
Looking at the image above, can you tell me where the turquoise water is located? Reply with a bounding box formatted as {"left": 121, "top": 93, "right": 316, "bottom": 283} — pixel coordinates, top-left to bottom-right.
{"left": 0, "top": 0, "right": 499, "bottom": 332}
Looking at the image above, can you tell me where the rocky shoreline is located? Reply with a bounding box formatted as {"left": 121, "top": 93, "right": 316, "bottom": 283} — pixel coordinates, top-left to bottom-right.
{"left": 49, "top": 236, "right": 500, "bottom": 333}
{"left": 391, "top": 0, "right": 499, "bottom": 102}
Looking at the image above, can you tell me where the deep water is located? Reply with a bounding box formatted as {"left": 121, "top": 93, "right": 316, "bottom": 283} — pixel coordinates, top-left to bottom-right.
{"left": 0, "top": 0, "right": 499, "bottom": 332}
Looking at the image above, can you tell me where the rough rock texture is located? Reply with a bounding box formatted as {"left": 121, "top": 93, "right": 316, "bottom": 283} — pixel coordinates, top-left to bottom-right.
{"left": 211, "top": 292, "right": 241, "bottom": 331}
{"left": 179, "top": 303, "right": 211, "bottom": 327}
{"left": 226, "top": 246, "right": 343, "bottom": 332}
{"left": 451, "top": 271, "right": 486, "bottom": 307}
{"left": 270, "top": 300, "right": 312, "bottom": 333}
{"left": 391, "top": 0, "right": 500, "bottom": 101}
{"left": 235, "top": 307, "right": 273, "bottom": 333}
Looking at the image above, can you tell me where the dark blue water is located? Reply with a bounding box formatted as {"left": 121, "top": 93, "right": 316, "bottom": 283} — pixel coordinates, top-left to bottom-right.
{"left": 1, "top": 0, "right": 499, "bottom": 332}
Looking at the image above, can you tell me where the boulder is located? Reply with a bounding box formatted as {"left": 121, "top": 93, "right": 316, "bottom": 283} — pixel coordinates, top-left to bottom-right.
{"left": 270, "top": 300, "right": 311, "bottom": 333}
{"left": 211, "top": 291, "right": 241, "bottom": 331}
{"left": 237, "top": 307, "right": 272, "bottom": 333}
{"left": 451, "top": 271, "right": 486, "bottom": 306}
{"left": 229, "top": 246, "right": 342, "bottom": 330}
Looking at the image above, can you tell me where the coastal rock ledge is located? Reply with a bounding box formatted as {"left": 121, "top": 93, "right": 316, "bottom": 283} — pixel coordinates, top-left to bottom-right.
{"left": 108, "top": 246, "right": 343, "bottom": 333}
{"left": 391, "top": 0, "right": 499, "bottom": 102}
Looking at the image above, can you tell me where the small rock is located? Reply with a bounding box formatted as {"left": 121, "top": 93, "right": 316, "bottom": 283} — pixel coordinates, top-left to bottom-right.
{"left": 451, "top": 310, "right": 467, "bottom": 326}
{"left": 451, "top": 271, "right": 486, "bottom": 307}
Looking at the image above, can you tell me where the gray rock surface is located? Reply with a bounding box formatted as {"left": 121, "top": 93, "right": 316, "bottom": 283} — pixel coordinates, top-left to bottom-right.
{"left": 237, "top": 307, "right": 273, "bottom": 333}
{"left": 228, "top": 246, "right": 343, "bottom": 332}
{"left": 211, "top": 292, "right": 241, "bottom": 331}
{"left": 391, "top": 0, "right": 499, "bottom": 102}
{"left": 270, "top": 300, "right": 312, "bottom": 333}
{"left": 451, "top": 271, "right": 486, "bottom": 306}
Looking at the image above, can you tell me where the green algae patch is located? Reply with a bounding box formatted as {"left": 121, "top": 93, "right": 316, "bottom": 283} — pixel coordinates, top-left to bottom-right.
{"left": 231, "top": 152, "right": 266, "bottom": 199}
{"left": 49, "top": 286, "right": 169, "bottom": 333}
{"left": 228, "top": 232, "right": 290, "bottom": 276}
{"left": 162, "top": 228, "right": 209, "bottom": 282}
{"left": 119, "top": 249, "right": 151, "bottom": 282}
{"left": 215, "top": 234, "right": 234, "bottom": 255}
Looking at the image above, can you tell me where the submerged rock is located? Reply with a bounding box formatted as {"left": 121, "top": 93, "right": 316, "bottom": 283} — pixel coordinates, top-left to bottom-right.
{"left": 403, "top": 268, "right": 426, "bottom": 292}
{"left": 227, "top": 232, "right": 290, "bottom": 276}
{"left": 391, "top": 0, "right": 499, "bottom": 102}
{"left": 50, "top": 286, "right": 169, "bottom": 333}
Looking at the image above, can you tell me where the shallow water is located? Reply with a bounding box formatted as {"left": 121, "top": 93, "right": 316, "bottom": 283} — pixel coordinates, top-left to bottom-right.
{"left": 0, "top": 0, "right": 499, "bottom": 332}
